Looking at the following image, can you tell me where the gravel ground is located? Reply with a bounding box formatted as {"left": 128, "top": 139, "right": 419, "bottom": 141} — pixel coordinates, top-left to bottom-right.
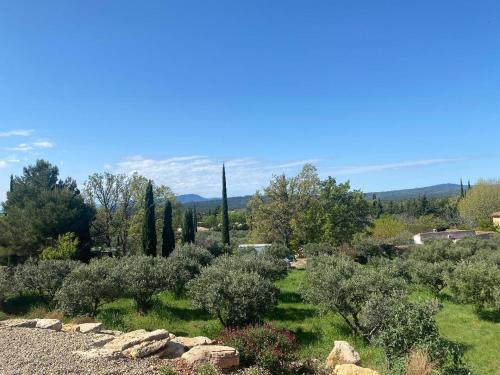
{"left": 0, "top": 326, "right": 167, "bottom": 375}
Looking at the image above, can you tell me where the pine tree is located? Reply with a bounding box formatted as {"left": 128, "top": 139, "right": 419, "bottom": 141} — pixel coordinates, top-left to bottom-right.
{"left": 460, "top": 179, "right": 465, "bottom": 198}
{"left": 221, "top": 164, "right": 230, "bottom": 245}
{"left": 161, "top": 200, "right": 175, "bottom": 257}
{"left": 182, "top": 209, "right": 195, "bottom": 244}
{"left": 142, "top": 180, "right": 157, "bottom": 256}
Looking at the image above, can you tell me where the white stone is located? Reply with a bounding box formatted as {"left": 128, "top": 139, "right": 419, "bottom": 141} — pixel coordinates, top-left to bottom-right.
{"left": 334, "top": 364, "right": 380, "bottom": 375}
{"left": 182, "top": 345, "right": 239, "bottom": 372}
{"left": 0, "top": 319, "right": 37, "bottom": 328}
{"left": 73, "top": 348, "right": 124, "bottom": 360}
{"left": 174, "top": 336, "right": 213, "bottom": 349}
{"left": 35, "top": 319, "right": 62, "bottom": 331}
{"left": 326, "top": 341, "right": 361, "bottom": 367}
{"left": 156, "top": 341, "right": 186, "bottom": 359}
{"left": 123, "top": 338, "right": 170, "bottom": 358}
{"left": 104, "top": 329, "right": 169, "bottom": 351}
{"left": 76, "top": 322, "right": 103, "bottom": 333}
{"left": 90, "top": 334, "right": 116, "bottom": 347}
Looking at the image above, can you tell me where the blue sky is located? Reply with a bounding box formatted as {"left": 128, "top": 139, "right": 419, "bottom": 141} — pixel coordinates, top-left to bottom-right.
{"left": 1, "top": 1, "right": 499, "bottom": 198}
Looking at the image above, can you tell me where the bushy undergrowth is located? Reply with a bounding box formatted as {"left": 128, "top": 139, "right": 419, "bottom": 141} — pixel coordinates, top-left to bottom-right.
{"left": 217, "top": 324, "right": 298, "bottom": 375}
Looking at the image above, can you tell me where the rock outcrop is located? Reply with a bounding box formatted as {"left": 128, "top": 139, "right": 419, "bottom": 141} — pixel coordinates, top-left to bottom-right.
{"left": 334, "top": 364, "right": 380, "bottom": 375}
{"left": 326, "top": 341, "right": 361, "bottom": 367}
{"left": 182, "top": 345, "right": 239, "bottom": 372}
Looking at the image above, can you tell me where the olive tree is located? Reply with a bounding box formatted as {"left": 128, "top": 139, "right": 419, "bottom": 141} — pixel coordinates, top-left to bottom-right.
{"left": 55, "top": 257, "right": 121, "bottom": 316}
{"left": 211, "top": 253, "right": 288, "bottom": 282}
{"left": 188, "top": 265, "right": 278, "bottom": 327}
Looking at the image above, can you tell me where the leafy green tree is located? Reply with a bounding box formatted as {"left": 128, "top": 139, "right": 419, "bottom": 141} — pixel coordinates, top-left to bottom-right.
{"left": 221, "top": 164, "right": 230, "bottom": 245}
{"left": 372, "top": 214, "right": 407, "bottom": 240}
{"left": 40, "top": 232, "right": 79, "bottom": 260}
{"left": 161, "top": 200, "right": 175, "bottom": 257}
{"left": 182, "top": 209, "right": 195, "bottom": 244}
{"left": 1, "top": 160, "right": 94, "bottom": 261}
{"left": 142, "top": 181, "right": 157, "bottom": 256}
{"left": 458, "top": 180, "right": 500, "bottom": 227}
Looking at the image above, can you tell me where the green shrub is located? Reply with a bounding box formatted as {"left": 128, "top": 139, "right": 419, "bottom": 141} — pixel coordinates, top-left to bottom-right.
{"left": 218, "top": 324, "right": 298, "bottom": 375}
{"left": 0, "top": 266, "right": 13, "bottom": 308}
{"left": 353, "top": 238, "right": 397, "bottom": 261}
{"left": 40, "top": 232, "right": 79, "bottom": 260}
{"left": 407, "top": 259, "right": 453, "bottom": 294}
{"left": 15, "top": 259, "right": 79, "bottom": 301}
{"left": 194, "top": 363, "right": 220, "bottom": 375}
{"left": 372, "top": 214, "right": 407, "bottom": 240}
{"left": 212, "top": 253, "right": 288, "bottom": 282}
{"left": 447, "top": 259, "right": 500, "bottom": 309}
{"left": 165, "top": 244, "right": 214, "bottom": 296}
{"left": 55, "top": 257, "right": 121, "bottom": 316}
{"left": 261, "top": 244, "right": 291, "bottom": 259}
{"left": 120, "top": 256, "right": 171, "bottom": 313}
{"left": 302, "top": 254, "right": 406, "bottom": 338}
{"left": 188, "top": 266, "right": 278, "bottom": 327}
{"left": 159, "top": 365, "right": 180, "bottom": 375}
{"left": 301, "top": 243, "right": 337, "bottom": 257}
{"left": 374, "top": 299, "right": 467, "bottom": 374}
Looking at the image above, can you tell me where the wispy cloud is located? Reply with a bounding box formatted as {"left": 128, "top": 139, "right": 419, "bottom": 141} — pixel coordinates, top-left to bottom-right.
{"left": 330, "top": 158, "right": 465, "bottom": 176}
{"left": 0, "top": 129, "right": 34, "bottom": 137}
{"left": 8, "top": 140, "right": 54, "bottom": 152}
{"left": 113, "top": 155, "right": 315, "bottom": 196}
{"left": 0, "top": 156, "right": 21, "bottom": 169}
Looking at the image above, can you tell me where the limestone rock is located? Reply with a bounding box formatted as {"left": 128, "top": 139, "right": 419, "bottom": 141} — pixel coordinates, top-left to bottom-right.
{"left": 61, "top": 323, "right": 79, "bottom": 332}
{"left": 35, "top": 319, "right": 62, "bottom": 331}
{"left": 156, "top": 341, "right": 187, "bottom": 359}
{"left": 104, "top": 329, "right": 169, "bottom": 351}
{"left": 0, "top": 319, "right": 37, "bottom": 328}
{"left": 123, "top": 338, "right": 170, "bottom": 358}
{"left": 174, "top": 336, "right": 214, "bottom": 349}
{"left": 90, "top": 334, "right": 116, "bottom": 347}
{"left": 73, "top": 348, "right": 124, "bottom": 360}
{"left": 99, "top": 329, "right": 123, "bottom": 336}
{"left": 76, "top": 322, "right": 103, "bottom": 333}
{"left": 326, "top": 341, "right": 361, "bottom": 367}
{"left": 182, "top": 345, "right": 239, "bottom": 372}
{"left": 334, "top": 364, "right": 380, "bottom": 375}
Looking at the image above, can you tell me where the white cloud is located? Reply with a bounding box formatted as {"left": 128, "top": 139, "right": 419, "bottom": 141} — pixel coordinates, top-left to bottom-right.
{"left": 0, "top": 156, "right": 20, "bottom": 169}
{"left": 7, "top": 140, "right": 54, "bottom": 152}
{"left": 330, "top": 158, "right": 465, "bottom": 176}
{"left": 110, "top": 155, "right": 467, "bottom": 196}
{"left": 113, "top": 155, "right": 315, "bottom": 196}
{"left": 0, "top": 129, "right": 34, "bottom": 137}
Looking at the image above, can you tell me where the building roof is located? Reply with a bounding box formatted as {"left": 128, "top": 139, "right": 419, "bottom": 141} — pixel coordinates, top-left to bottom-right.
{"left": 492, "top": 212, "right": 500, "bottom": 218}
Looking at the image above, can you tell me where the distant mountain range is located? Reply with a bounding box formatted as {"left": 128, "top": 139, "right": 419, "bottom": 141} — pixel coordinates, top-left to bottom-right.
{"left": 177, "top": 183, "right": 463, "bottom": 211}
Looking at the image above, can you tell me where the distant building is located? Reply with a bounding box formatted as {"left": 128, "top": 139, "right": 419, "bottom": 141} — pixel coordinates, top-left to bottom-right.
{"left": 413, "top": 230, "right": 476, "bottom": 245}
{"left": 492, "top": 212, "right": 500, "bottom": 228}
{"left": 238, "top": 244, "right": 272, "bottom": 253}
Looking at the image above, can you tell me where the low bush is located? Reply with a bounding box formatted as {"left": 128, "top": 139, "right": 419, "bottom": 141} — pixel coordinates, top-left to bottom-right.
{"left": 194, "top": 363, "right": 220, "bottom": 375}
{"left": 120, "top": 256, "right": 171, "bottom": 313}
{"left": 188, "top": 266, "right": 278, "bottom": 327}
{"left": 261, "top": 244, "right": 291, "bottom": 260}
{"left": 14, "top": 259, "right": 79, "bottom": 302}
{"left": 447, "top": 259, "right": 500, "bottom": 309}
{"left": 217, "top": 324, "right": 298, "bottom": 375}
{"left": 0, "top": 266, "right": 13, "bottom": 308}
{"left": 165, "top": 244, "right": 214, "bottom": 296}
{"left": 211, "top": 253, "right": 288, "bottom": 282}
{"left": 407, "top": 259, "right": 453, "bottom": 294}
{"left": 374, "top": 299, "right": 467, "bottom": 374}
{"left": 55, "top": 257, "right": 121, "bottom": 316}
{"left": 353, "top": 238, "right": 397, "bottom": 262}
{"left": 301, "top": 243, "right": 337, "bottom": 257}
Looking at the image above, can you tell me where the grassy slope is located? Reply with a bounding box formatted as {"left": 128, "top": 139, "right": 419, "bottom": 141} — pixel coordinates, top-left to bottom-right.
{"left": 2, "top": 269, "right": 498, "bottom": 374}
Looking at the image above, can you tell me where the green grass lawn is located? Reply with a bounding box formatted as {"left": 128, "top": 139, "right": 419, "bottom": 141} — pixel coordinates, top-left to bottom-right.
{"left": 2, "top": 269, "right": 498, "bottom": 374}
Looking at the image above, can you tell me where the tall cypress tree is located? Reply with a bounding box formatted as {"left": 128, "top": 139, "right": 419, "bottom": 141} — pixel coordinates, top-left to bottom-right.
{"left": 182, "top": 209, "right": 195, "bottom": 244}
{"left": 460, "top": 179, "right": 465, "bottom": 198}
{"left": 162, "top": 200, "right": 175, "bottom": 257}
{"left": 142, "top": 180, "right": 157, "bottom": 256}
{"left": 467, "top": 179, "right": 471, "bottom": 190}
{"left": 193, "top": 205, "right": 198, "bottom": 232}
{"left": 221, "top": 164, "right": 230, "bottom": 245}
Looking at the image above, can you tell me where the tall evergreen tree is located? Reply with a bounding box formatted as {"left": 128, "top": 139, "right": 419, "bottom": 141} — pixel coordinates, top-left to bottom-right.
{"left": 460, "top": 179, "right": 465, "bottom": 198}
{"left": 161, "top": 200, "right": 175, "bottom": 257}
{"left": 467, "top": 179, "right": 471, "bottom": 190}
{"left": 221, "top": 164, "right": 230, "bottom": 245}
{"left": 142, "top": 180, "right": 157, "bottom": 256}
{"left": 193, "top": 205, "right": 198, "bottom": 232}
{"left": 182, "top": 209, "right": 195, "bottom": 244}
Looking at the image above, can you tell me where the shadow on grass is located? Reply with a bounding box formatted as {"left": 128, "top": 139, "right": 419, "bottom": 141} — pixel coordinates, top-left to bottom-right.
{"left": 268, "top": 306, "right": 316, "bottom": 322}
{"left": 477, "top": 308, "right": 500, "bottom": 323}
{"left": 151, "top": 300, "right": 212, "bottom": 321}
{"left": 293, "top": 327, "right": 322, "bottom": 347}
{"left": 98, "top": 307, "right": 126, "bottom": 330}
{"left": 279, "top": 291, "right": 304, "bottom": 304}
{"left": 3, "top": 294, "right": 49, "bottom": 315}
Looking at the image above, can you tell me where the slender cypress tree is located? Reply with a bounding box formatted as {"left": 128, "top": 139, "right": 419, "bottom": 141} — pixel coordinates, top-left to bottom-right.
{"left": 142, "top": 180, "right": 157, "bottom": 256}
{"left": 162, "top": 200, "right": 175, "bottom": 257}
{"left": 467, "top": 179, "right": 471, "bottom": 190}
{"left": 182, "top": 209, "right": 195, "bottom": 244}
{"left": 221, "top": 164, "right": 230, "bottom": 245}
{"left": 460, "top": 179, "right": 465, "bottom": 198}
{"left": 9, "top": 174, "right": 14, "bottom": 193}
{"left": 193, "top": 205, "right": 198, "bottom": 232}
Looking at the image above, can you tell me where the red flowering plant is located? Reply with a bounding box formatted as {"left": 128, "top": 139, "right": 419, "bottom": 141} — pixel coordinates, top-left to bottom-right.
{"left": 217, "top": 323, "right": 299, "bottom": 375}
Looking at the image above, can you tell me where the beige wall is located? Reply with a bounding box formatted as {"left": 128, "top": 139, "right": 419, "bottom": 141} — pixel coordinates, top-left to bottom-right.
{"left": 494, "top": 217, "right": 500, "bottom": 227}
